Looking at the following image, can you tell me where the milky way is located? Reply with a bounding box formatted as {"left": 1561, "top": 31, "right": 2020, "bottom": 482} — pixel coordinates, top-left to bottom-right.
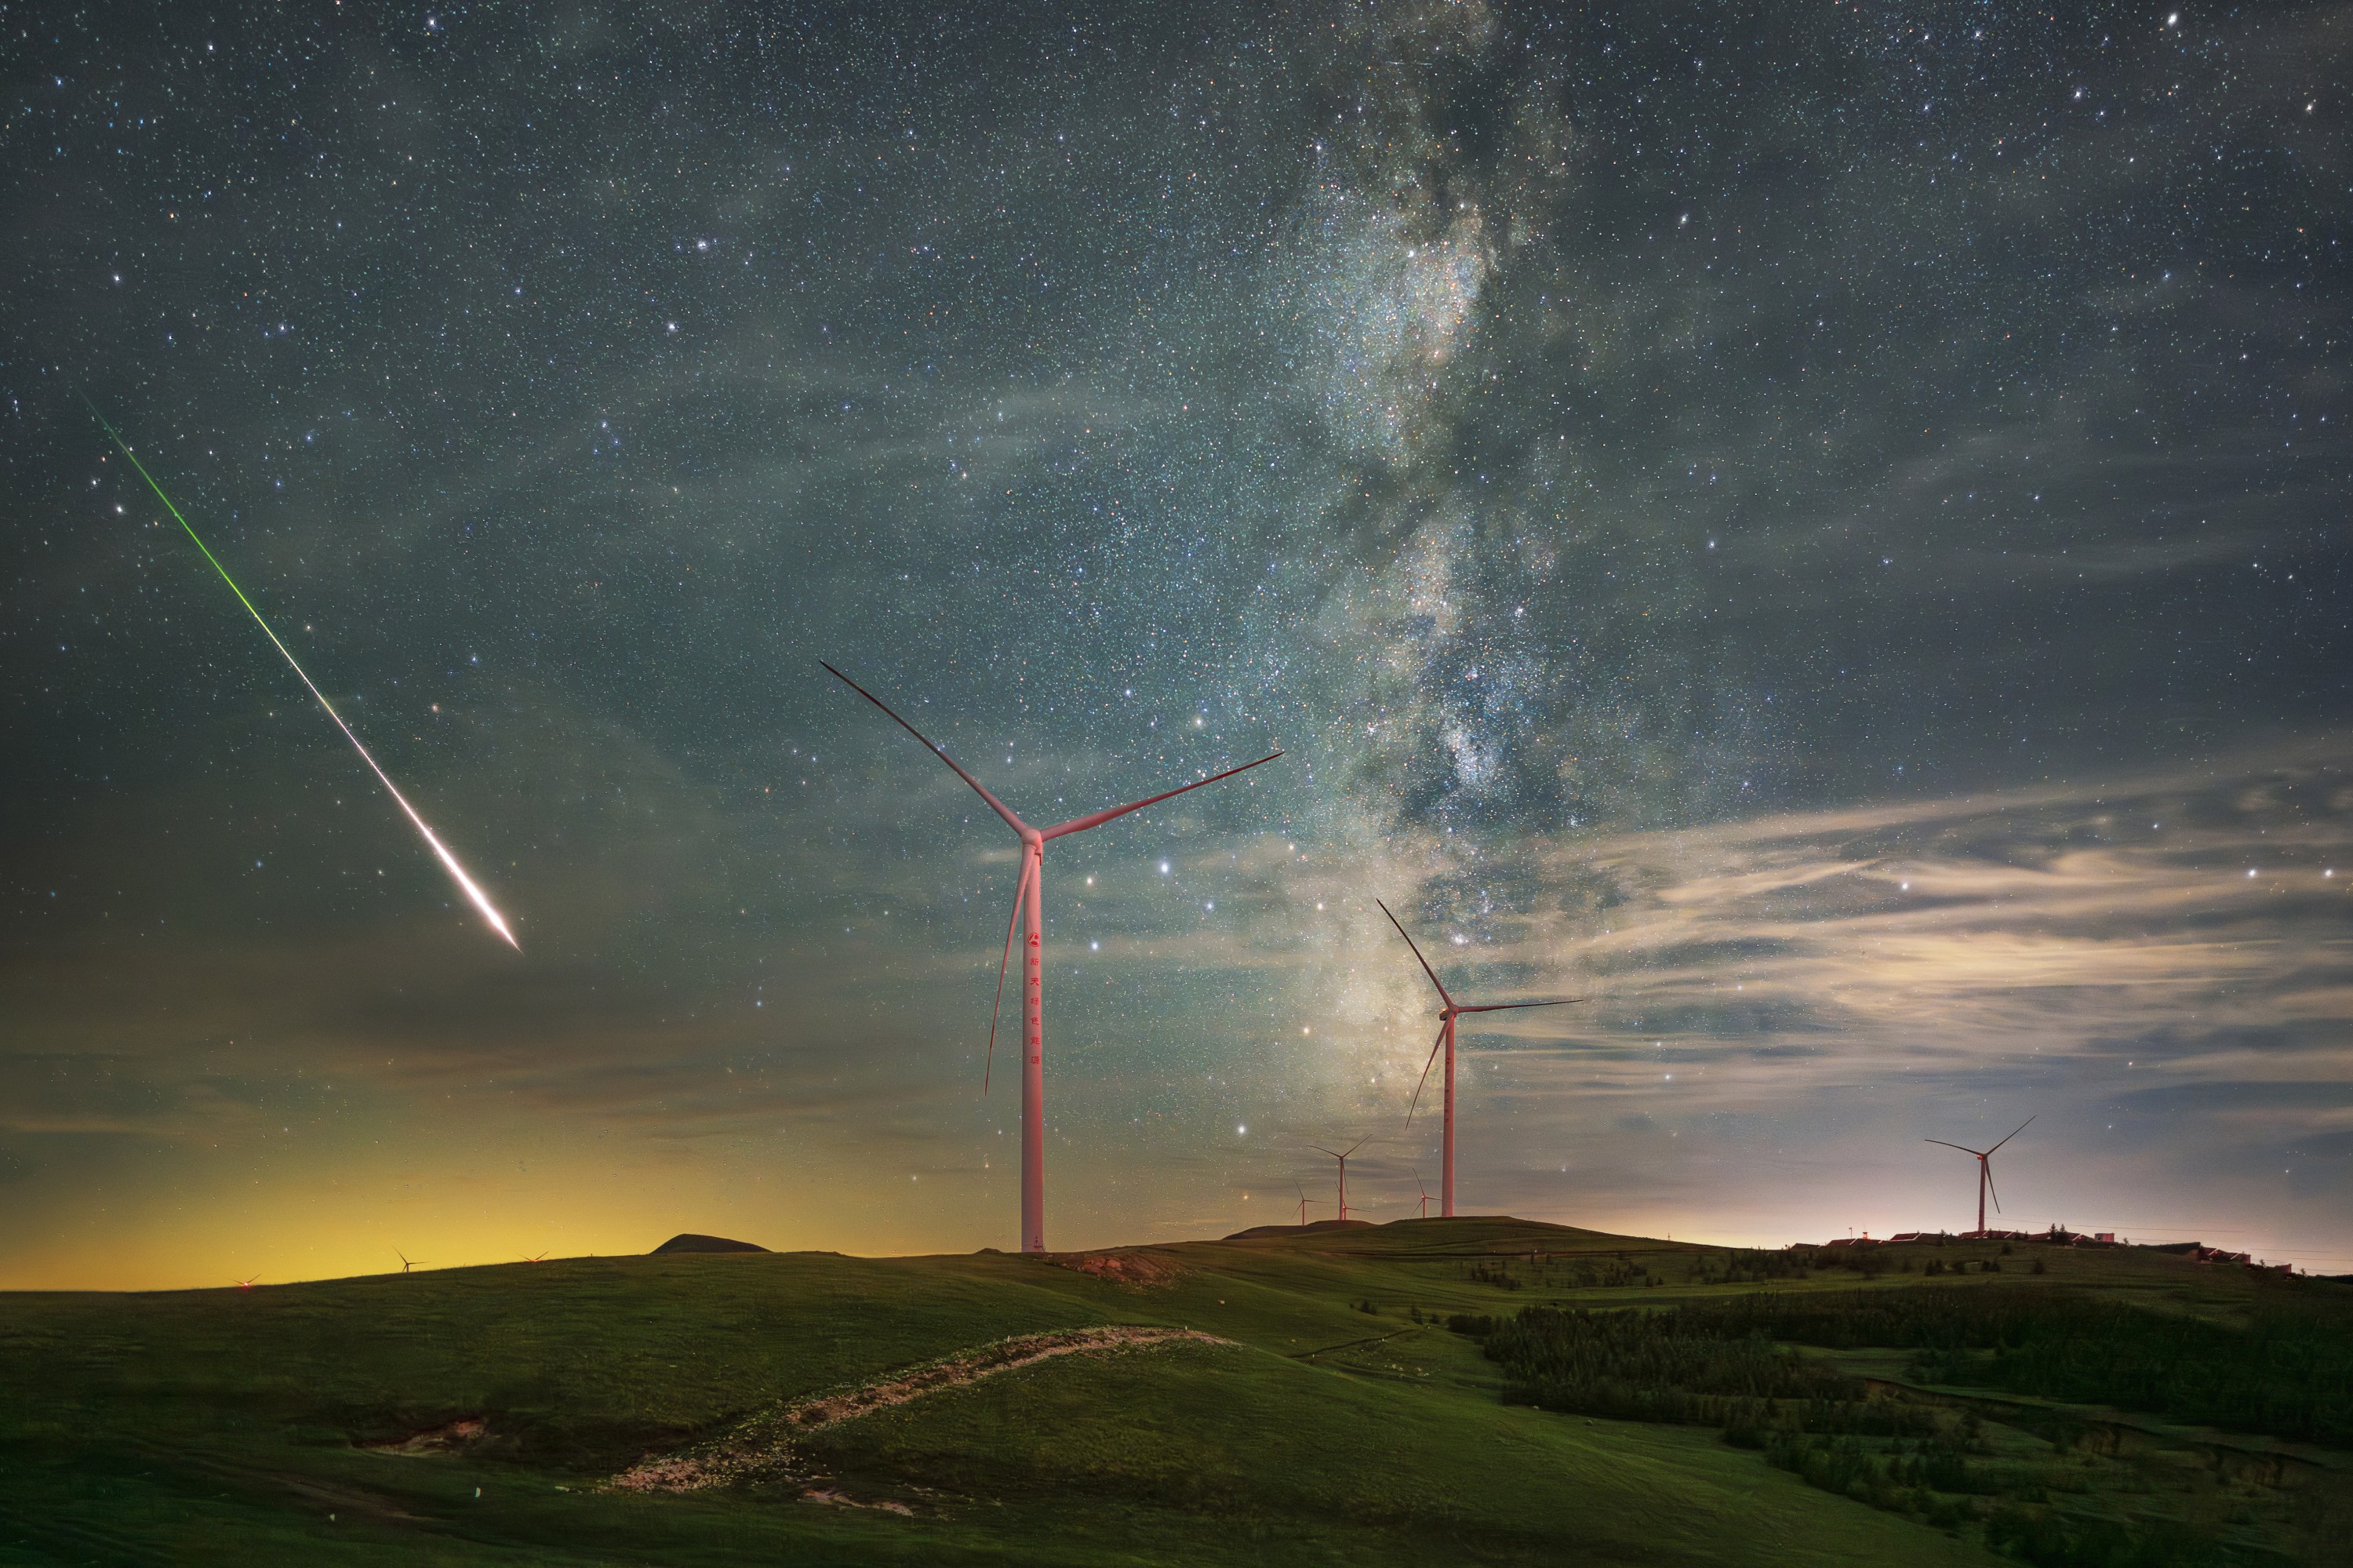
{"left": 2, "top": 2, "right": 2348, "bottom": 1286}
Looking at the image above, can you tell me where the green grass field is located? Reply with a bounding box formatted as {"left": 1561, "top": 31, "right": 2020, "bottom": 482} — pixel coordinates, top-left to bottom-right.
{"left": 1, "top": 1219, "right": 2343, "bottom": 1565}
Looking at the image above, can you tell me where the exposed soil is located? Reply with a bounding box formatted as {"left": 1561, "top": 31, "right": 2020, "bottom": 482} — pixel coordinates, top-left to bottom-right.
{"left": 609, "top": 1325, "right": 1226, "bottom": 1496}
{"left": 801, "top": 1487, "right": 915, "bottom": 1515}
{"left": 1042, "top": 1248, "right": 1187, "bottom": 1290}
{"left": 358, "top": 1417, "right": 489, "bottom": 1457}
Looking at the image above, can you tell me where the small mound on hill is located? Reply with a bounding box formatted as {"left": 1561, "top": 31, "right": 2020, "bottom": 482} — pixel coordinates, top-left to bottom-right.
{"left": 650, "top": 1233, "right": 770, "bottom": 1255}
{"left": 1223, "top": 1219, "right": 1375, "bottom": 1239}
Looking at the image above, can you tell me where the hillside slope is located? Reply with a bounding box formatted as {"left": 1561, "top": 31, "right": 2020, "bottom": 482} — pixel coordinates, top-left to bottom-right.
{"left": 2, "top": 1219, "right": 2338, "bottom": 1564}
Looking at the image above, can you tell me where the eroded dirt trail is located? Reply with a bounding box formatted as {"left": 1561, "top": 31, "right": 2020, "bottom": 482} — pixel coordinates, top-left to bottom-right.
{"left": 612, "top": 1325, "right": 1227, "bottom": 1494}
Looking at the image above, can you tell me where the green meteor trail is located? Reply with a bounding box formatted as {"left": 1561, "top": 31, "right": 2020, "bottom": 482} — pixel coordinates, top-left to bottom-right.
{"left": 89, "top": 405, "right": 520, "bottom": 950}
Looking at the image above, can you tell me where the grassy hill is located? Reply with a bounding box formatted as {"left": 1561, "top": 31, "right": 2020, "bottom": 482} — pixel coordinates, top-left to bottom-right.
{"left": 0, "top": 1219, "right": 2343, "bottom": 1565}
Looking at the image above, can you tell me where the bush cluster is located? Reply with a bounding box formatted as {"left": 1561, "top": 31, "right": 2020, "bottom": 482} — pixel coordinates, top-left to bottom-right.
{"left": 1675, "top": 1286, "right": 2351, "bottom": 1446}
{"left": 1476, "top": 1304, "right": 1890, "bottom": 1431}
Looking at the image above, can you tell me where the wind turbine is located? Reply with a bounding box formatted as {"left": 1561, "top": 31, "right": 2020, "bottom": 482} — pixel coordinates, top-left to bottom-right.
{"left": 1311, "top": 1139, "right": 1366, "bottom": 1222}
{"left": 824, "top": 662, "right": 1282, "bottom": 1253}
{"left": 1294, "top": 1182, "right": 1314, "bottom": 1227}
{"left": 396, "top": 1251, "right": 424, "bottom": 1275}
{"left": 1413, "top": 1168, "right": 1433, "bottom": 1220}
{"left": 235, "top": 1275, "right": 258, "bottom": 1290}
{"left": 1927, "top": 1116, "right": 2035, "bottom": 1235}
{"left": 523, "top": 1252, "right": 547, "bottom": 1264}
{"left": 1378, "top": 899, "right": 1580, "bottom": 1218}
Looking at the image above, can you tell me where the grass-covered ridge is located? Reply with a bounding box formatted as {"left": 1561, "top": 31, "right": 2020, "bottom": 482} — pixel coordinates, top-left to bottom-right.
{"left": 0, "top": 1221, "right": 2343, "bottom": 1565}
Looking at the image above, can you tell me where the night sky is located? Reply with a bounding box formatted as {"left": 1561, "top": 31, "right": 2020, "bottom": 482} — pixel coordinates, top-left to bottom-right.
{"left": 5, "top": 2, "right": 2350, "bottom": 1290}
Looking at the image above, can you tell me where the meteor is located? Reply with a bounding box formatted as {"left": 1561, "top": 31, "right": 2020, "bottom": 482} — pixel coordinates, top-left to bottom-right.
{"left": 89, "top": 406, "right": 520, "bottom": 951}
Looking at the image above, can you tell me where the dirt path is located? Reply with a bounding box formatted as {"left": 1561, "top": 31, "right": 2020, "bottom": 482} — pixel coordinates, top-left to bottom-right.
{"left": 611, "top": 1325, "right": 1226, "bottom": 1494}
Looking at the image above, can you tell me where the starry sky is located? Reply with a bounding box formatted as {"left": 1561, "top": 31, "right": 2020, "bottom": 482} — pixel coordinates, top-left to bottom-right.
{"left": 5, "top": 1, "right": 2350, "bottom": 1290}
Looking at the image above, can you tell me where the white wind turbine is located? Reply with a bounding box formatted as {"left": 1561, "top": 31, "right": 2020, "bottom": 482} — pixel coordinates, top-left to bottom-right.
{"left": 824, "top": 663, "right": 1281, "bottom": 1253}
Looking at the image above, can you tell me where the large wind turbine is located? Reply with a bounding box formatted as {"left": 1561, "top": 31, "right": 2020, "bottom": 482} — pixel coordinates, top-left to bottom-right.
{"left": 823, "top": 663, "right": 1282, "bottom": 1253}
{"left": 1928, "top": 1116, "right": 2035, "bottom": 1236}
{"left": 1378, "top": 899, "right": 1580, "bottom": 1219}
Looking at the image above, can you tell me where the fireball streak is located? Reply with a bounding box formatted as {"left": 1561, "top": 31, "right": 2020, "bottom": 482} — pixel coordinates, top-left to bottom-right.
{"left": 91, "top": 409, "right": 521, "bottom": 951}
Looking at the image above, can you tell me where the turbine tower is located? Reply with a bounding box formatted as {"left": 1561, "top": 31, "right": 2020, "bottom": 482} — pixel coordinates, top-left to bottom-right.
{"left": 1311, "top": 1139, "right": 1366, "bottom": 1221}
{"left": 824, "top": 663, "right": 1281, "bottom": 1253}
{"left": 1378, "top": 899, "right": 1580, "bottom": 1219}
{"left": 1927, "top": 1116, "right": 2035, "bottom": 1235}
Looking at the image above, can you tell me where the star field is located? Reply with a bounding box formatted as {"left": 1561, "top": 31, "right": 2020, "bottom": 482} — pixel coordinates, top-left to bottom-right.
{"left": 2, "top": 0, "right": 2350, "bottom": 1285}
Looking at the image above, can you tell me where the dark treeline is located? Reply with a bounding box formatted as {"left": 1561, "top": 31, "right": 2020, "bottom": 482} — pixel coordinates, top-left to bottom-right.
{"left": 1460, "top": 1285, "right": 2352, "bottom": 1446}
{"left": 1465, "top": 1304, "right": 1940, "bottom": 1436}
{"left": 1697, "top": 1248, "right": 1817, "bottom": 1285}
{"left": 1675, "top": 1286, "right": 2353, "bottom": 1447}
{"left": 1453, "top": 1293, "right": 2341, "bottom": 1565}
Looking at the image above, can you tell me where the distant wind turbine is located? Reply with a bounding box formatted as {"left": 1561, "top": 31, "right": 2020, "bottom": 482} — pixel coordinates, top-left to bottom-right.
{"left": 396, "top": 1251, "right": 424, "bottom": 1274}
{"left": 235, "top": 1275, "right": 258, "bottom": 1290}
{"left": 1294, "top": 1181, "right": 1314, "bottom": 1227}
{"left": 523, "top": 1252, "right": 547, "bottom": 1264}
{"left": 1379, "top": 899, "right": 1581, "bottom": 1218}
{"left": 1927, "top": 1116, "right": 2035, "bottom": 1235}
{"left": 1311, "top": 1139, "right": 1366, "bottom": 1222}
{"left": 824, "top": 662, "right": 1282, "bottom": 1253}
{"left": 1413, "top": 1168, "right": 1433, "bottom": 1220}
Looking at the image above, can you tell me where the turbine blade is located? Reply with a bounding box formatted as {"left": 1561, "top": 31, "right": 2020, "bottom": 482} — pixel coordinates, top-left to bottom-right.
{"left": 1377, "top": 900, "right": 1454, "bottom": 1005}
{"left": 983, "top": 853, "right": 1036, "bottom": 1094}
{"left": 1986, "top": 1165, "right": 2002, "bottom": 1213}
{"left": 820, "top": 663, "right": 1029, "bottom": 834}
{"left": 1457, "top": 999, "right": 1584, "bottom": 1013}
{"left": 1402, "top": 1020, "right": 1448, "bottom": 1129}
{"left": 1925, "top": 1140, "right": 1987, "bottom": 1155}
{"left": 1987, "top": 1114, "right": 2035, "bottom": 1155}
{"left": 1038, "top": 751, "right": 1283, "bottom": 839}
